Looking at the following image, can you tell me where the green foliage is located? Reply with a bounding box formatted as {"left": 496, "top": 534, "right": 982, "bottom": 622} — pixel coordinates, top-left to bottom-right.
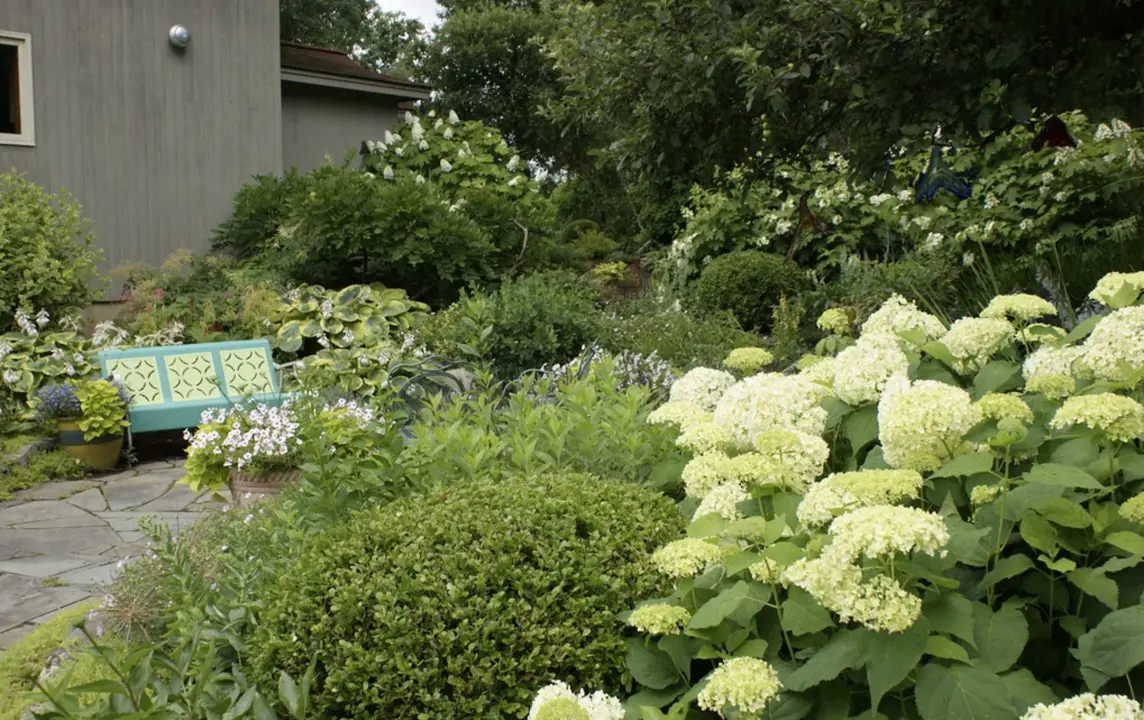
{"left": 0, "top": 600, "right": 103, "bottom": 720}
{"left": 600, "top": 295, "right": 761, "bottom": 372}
{"left": 72, "top": 379, "right": 129, "bottom": 441}
{"left": 0, "top": 324, "right": 95, "bottom": 399}
{"left": 250, "top": 473, "right": 685, "bottom": 718}
{"left": 0, "top": 449, "right": 89, "bottom": 500}
{"left": 272, "top": 283, "right": 428, "bottom": 355}
{"left": 119, "top": 251, "right": 283, "bottom": 345}
{"left": 400, "top": 365, "right": 686, "bottom": 491}
{"left": 421, "top": 271, "right": 602, "bottom": 379}
{"left": 210, "top": 170, "right": 307, "bottom": 259}
{"left": 693, "top": 251, "right": 805, "bottom": 332}
{"left": 0, "top": 171, "right": 105, "bottom": 332}
{"left": 279, "top": 0, "right": 426, "bottom": 77}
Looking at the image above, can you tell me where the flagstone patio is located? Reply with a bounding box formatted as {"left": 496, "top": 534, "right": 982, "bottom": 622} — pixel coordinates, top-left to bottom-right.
{"left": 0, "top": 460, "right": 217, "bottom": 650}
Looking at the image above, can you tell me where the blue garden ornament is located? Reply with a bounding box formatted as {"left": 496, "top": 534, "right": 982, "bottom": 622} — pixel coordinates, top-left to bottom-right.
{"left": 914, "top": 143, "right": 972, "bottom": 203}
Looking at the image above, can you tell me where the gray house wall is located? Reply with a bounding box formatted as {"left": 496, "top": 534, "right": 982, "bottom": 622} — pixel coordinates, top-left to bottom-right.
{"left": 0, "top": 0, "right": 282, "bottom": 294}
{"left": 281, "top": 83, "right": 400, "bottom": 173}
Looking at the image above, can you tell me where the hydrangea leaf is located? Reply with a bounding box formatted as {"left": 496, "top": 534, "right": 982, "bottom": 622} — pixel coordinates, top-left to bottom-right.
{"left": 924, "top": 635, "right": 971, "bottom": 664}
{"left": 1068, "top": 568, "right": 1119, "bottom": 610}
{"left": 843, "top": 405, "right": 879, "bottom": 453}
{"left": 627, "top": 639, "right": 682, "bottom": 690}
{"left": 1033, "top": 497, "right": 1092, "bottom": 528}
{"left": 1076, "top": 605, "right": 1144, "bottom": 690}
{"left": 865, "top": 617, "right": 929, "bottom": 709}
{"left": 923, "top": 594, "right": 978, "bottom": 648}
{"left": 973, "top": 360, "right": 1022, "bottom": 398}
{"left": 1024, "top": 463, "right": 1104, "bottom": 490}
{"left": 1104, "top": 531, "right": 1144, "bottom": 555}
{"left": 688, "top": 581, "right": 754, "bottom": 630}
{"left": 1020, "top": 514, "right": 1059, "bottom": 556}
{"left": 971, "top": 604, "right": 1028, "bottom": 673}
{"left": 978, "top": 555, "right": 1035, "bottom": 593}
{"left": 784, "top": 629, "right": 867, "bottom": 692}
{"left": 931, "top": 452, "right": 994, "bottom": 479}
{"left": 999, "top": 669, "right": 1058, "bottom": 716}
{"left": 914, "top": 664, "right": 1016, "bottom": 720}
{"left": 780, "top": 587, "right": 835, "bottom": 637}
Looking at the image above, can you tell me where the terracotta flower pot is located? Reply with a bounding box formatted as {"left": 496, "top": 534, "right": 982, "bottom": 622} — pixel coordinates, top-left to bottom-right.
{"left": 57, "top": 420, "right": 123, "bottom": 471}
{"left": 228, "top": 468, "right": 302, "bottom": 507}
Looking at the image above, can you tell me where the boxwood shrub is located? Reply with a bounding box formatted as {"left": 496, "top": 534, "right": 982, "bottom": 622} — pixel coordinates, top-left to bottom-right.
{"left": 693, "top": 250, "right": 806, "bottom": 332}
{"left": 250, "top": 473, "right": 685, "bottom": 718}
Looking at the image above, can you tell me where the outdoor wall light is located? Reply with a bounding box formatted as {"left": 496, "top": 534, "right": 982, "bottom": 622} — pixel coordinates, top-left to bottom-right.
{"left": 169, "top": 25, "right": 191, "bottom": 49}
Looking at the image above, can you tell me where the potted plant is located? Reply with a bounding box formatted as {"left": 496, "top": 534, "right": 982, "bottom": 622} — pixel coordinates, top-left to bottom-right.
{"left": 182, "top": 403, "right": 305, "bottom": 506}
{"left": 36, "top": 379, "right": 129, "bottom": 470}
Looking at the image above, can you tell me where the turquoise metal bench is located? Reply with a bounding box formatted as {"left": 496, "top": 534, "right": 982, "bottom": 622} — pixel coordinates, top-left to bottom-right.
{"left": 97, "top": 340, "right": 286, "bottom": 433}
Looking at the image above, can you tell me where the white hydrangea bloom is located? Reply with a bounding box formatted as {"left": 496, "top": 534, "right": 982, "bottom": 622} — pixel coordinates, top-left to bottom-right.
{"left": 697, "top": 658, "right": 782, "bottom": 718}
{"left": 648, "top": 401, "right": 711, "bottom": 429}
{"left": 1089, "top": 271, "right": 1144, "bottom": 309}
{"left": 861, "top": 294, "right": 946, "bottom": 346}
{"left": 507, "top": 154, "right": 521, "bottom": 172}
{"left": 528, "top": 682, "right": 623, "bottom": 720}
{"left": 831, "top": 333, "right": 909, "bottom": 405}
{"left": 382, "top": 165, "right": 394, "bottom": 180}
{"left": 627, "top": 604, "right": 691, "bottom": 635}
{"left": 783, "top": 555, "right": 922, "bottom": 633}
{"left": 713, "top": 373, "right": 829, "bottom": 446}
{"left": 694, "top": 482, "right": 749, "bottom": 521}
{"left": 828, "top": 505, "right": 949, "bottom": 562}
{"left": 448, "top": 109, "right": 460, "bottom": 124}
{"left": 676, "top": 421, "right": 736, "bottom": 454}
{"left": 752, "top": 429, "right": 830, "bottom": 491}
{"left": 940, "top": 317, "right": 1015, "bottom": 374}
{"left": 1020, "top": 693, "right": 1142, "bottom": 720}
{"left": 651, "top": 538, "right": 725, "bottom": 578}
{"left": 980, "top": 293, "right": 1057, "bottom": 322}
{"left": 682, "top": 452, "right": 734, "bottom": 499}
{"left": 817, "top": 308, "right": 851, "bottom": 335}
{"left": 1024, "top": 344, "right": 1083, "bottom": 398}
{"left": 1083, "top": 307, "right": 1144, "bottom": 384}
{"left": 669, "top": 367, "right": 736, "bottom": 411}
{"left": 878, "top": 377, "right": 974, "bottom": 472}
{"left": 440, "top": 159, "right": 453, "bottom": 173}
{"left": 974, "top": 393, "right": 1033, "bottom": 424}
{"left": 799, "top": 355, "right": 837, "bottom": 387}
{"left": 1051, "top": 394, "right": 1144, "bottom": 443}
{"left": 797, "top": 470, "right": 924, "bottom": 527}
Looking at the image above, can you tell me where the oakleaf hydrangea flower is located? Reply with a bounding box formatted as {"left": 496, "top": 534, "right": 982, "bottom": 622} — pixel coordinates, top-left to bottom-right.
{"left": 627, "top": 604, "right": 691, "bottom": 635}
{"left": 797, "top": 470, "right": 924, "bottom": 527}
{"left": 1020, "top": 693, "right": 1142, "bottom": 720}
{"left": 817, "top": 308, "right": 852, "bottom": 335}
{"left": 713, "top": 373, "right": 829, "bottom": 445}
{"left": 831, "top": 333, "right": 909, "bottom": 405}
{"left": 861, "top": 294, "right": 945, "bottom": 346}
{"left": 694, "top": 481, "right": 749, "bottom": 521}
{"left": 1120, "top": 492, "right": 1144, "bottom": 524}
{"left": 676, "top": 421, "right": 736, "bottom": 454}
{"left": 1082, "top": 307, "right": 1144, "bottom": 384}
{"left": 827, "top": 505, "right": 950, "bottom": 562}
{"left": 980, "top": 293, "right": 1057, "bottom": 322}
{"left": 697, "top": 657, "right": 782, "bottom": 718}
{"left": 940, "top": 317, "right": 1015, "bottom": 375}
{"left": 1024, "top": 345, "right": 1083, "bottom": 398}
{"left": 974, "top": 393, "right": 1033, "bottom": 424}
{"left": 722, "top": 347, "right": 774, "bottom": 374}
{"left": 1050, "top": 393, "right": 1144, "bottom": 443}
{"left": 878, "top": 377, "right": 974, "bottom": 472}
{"left": 669, "top": 367, "right": 736, "bottom": 411}
{"left": 1089, "top": 271, "right": 1144, "bottom": 309}
{"left": 651, "top": 538, "right": 725, "bottom": 578}
{"left": 440, "top": 159, "right": 453, "bottom": 173}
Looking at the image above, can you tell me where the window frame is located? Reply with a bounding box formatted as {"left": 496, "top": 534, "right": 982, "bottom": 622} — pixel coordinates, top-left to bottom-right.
{"left": 0, "top": 30, "right": 34, "bottom": 147}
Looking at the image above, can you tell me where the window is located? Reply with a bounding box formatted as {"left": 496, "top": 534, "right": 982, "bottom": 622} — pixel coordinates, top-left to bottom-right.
{"left": 0, "top": 31, "right": 33, "bottom": 146}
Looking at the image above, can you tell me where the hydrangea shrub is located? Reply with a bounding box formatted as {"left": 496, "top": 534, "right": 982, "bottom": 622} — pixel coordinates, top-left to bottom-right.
{"left": 620, "top": 276, "right": 1144, "bottom": 719}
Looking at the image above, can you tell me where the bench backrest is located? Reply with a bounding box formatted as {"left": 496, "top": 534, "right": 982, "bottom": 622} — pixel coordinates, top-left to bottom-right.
{"left": 97, "top": 340, "right": 281, "bottom": 432}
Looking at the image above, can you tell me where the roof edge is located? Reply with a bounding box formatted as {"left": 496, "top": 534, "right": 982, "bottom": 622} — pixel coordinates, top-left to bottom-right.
{"left": 281, "top": 68, "right": 432, "bottom": 100}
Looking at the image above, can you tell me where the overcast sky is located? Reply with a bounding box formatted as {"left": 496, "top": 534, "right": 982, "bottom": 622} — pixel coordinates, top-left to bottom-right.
{"left": 376, "top": 0, "right": 442, "bottom": 27}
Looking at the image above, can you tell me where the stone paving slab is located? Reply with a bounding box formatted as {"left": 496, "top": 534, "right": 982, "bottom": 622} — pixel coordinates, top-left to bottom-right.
{"left": 0, "top": 461, "right": 211, "bottom": 649}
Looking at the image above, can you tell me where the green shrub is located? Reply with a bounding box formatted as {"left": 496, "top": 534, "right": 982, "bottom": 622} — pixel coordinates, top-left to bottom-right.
{"left": 251, "top": 473, "right": 685, "bottom": 719}
{"left": 602, "top": 295, "right": 761, "bottom": 371}
{"left": 0, "top": 171, "right": 104, "bottom": 332}
{"left": 210, "top": 169, "right": 307, "bottom": 259}
{"left": 693, "top": 250, "right": 805, "bottom": 331}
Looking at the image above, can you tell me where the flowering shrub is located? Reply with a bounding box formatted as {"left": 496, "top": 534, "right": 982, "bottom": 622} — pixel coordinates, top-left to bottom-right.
{"left": 614, "top": 276, "right": 1144, "bottom": 719}
{"left": 537, "top": 344, "right": 676, "bottom": 400}
{"left": 249, "top": 473, "right": 685, "bottom": 718}
{"left": 669, "top": 112, "right": 1144, "bottom": 306}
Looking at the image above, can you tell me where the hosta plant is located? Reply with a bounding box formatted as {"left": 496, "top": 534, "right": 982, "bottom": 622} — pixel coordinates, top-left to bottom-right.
{"left": 273, "top": 283, "right": 429, "bottom": 355}
{"left": 618, "top": 276, "right": 1144, "bottom": 720}
{"left": 0, "top": 311, "right": 94, "bottom": 398}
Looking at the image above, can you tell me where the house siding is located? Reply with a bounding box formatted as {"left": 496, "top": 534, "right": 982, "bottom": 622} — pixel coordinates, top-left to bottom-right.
{"left": 281, "top": 82, "right": 400, "bottom": 173}
{"left": 0, "top": 0, "right": 282, "bottom": 294}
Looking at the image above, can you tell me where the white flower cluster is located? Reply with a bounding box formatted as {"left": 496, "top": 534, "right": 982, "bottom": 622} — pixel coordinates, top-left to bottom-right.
{"left": 940, "top": 317, "right": 1015, "bottom": 374}
{"left": 651, "top": 538, "right": 725, "bottom": 578}
{"left": 694, "top": 481, "right": 750, "bottom": 521}
{"left": 216, "top": 404, "right": 302, "bottom": 471}
{"left": 1020, "top": 693, "right": 1142, "bottom": 720}
{"left": 980, "top": 293, "right": 1057, "bottom": 322}
{"left": 627, "top": 604, "right": 691, "bottom": 635}
{"left": 713, "top": 373, "right": 829, "bottom": 446}
{"left": 783, "top": 555, "right": 924, "bottom": 633}
{"left": 860, "top": 294, "right": 946, "bottom": 346}
{"left": 1082, "top": 306, "right": 1144, "bottom": 384}
{"left": 797, "top": 470, "right": 924, "bottom": 527}
{"left": 1090, "top": 271, "right": 1144, "bottom": 309}
{"left": 528, "top": 682, "right": 623, "bottom": 720}
{"left": 827, "top": 505, "right": 949, "bottom": 562}
{"left": 1051, "top": 393, "right": 1144, "bottom": 443}
{"left": 878, "top": 377, "right": 974, "bottom": 472}
{"left": 669, "top": 367, "right": 736, "bottom": 411}
{"left": 1023, "top": 345, "right": 1083, "bottom": 398}
{"left": 696, "top": 657, "right": 782, "bottom": 718}
{"left": 830, "top": 334, "right": 909, "bottom": 405}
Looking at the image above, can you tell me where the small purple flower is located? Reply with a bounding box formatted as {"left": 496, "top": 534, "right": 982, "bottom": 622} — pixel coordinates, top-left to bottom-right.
{"left": 35, "top": 384, "right": 82, "bottom": 420}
